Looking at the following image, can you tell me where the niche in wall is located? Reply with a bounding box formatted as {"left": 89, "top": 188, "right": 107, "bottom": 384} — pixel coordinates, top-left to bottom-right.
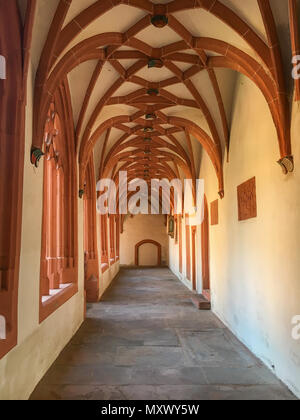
{"left": 39, "top": 95, "right": 78, "bottom": 323}
{"left": 135, "top": 240, "right": 162, "bottom": 266}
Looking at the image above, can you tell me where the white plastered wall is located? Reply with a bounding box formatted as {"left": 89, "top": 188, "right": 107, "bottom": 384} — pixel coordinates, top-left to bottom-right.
{"left": 169, "top": 74, "right": 300, "bottom": 398}
{"left": 120, "top": 215, "right": 169, "bottom": 266}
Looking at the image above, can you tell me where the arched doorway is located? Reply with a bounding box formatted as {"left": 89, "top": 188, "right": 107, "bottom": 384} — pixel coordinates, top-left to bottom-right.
{"left": 201, "top": 197, "right": 210, "bottom": 300}
{"left": 135, "top": 240, "right": 162, "bottom": 267}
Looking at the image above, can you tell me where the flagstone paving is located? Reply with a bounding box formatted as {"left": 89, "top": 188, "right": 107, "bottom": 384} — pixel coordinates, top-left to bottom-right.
{"left": 30, "top": 268, "right": 296, "bottom": 400}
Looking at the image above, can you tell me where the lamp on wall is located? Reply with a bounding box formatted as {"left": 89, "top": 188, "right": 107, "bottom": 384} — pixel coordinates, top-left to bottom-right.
{"left": 277, "top": 155, "right": 294, "bottom": 174}
{"left": 168, "top": 216, "right": 175, "bottom": 238}
{"left": 30, "top": 147, "right": 44, "bottom": 168}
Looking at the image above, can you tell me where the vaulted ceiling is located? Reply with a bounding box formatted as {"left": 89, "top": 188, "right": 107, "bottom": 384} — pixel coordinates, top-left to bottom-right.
{"left": 30, "top": 0, "right": 293, "bottom": 198}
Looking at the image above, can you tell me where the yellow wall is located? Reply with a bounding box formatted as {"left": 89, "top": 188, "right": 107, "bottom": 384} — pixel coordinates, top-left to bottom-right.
{"left": 120, "top": 215, "right": 169, "bottom": 266}
{"left": 170, "top": 74, "right": 300, "bottom": 398}
{"left": 139, "top": 243, "right": 160, "bottom": 266}
{"left": 0, "top": 61, "right": 119, "bottom": 400}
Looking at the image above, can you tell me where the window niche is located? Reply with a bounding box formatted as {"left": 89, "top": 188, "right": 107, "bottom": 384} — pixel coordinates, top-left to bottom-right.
{"left": 101, "top": 214, "right": 109, "bottom": 273}
{"left": 109, "top": 215, "right": 115, "bottom": 264}
{"left": 84, "top": 157, "right": 100, "bottom": 303}
{"left": 115, "top": 216, "right": 120, "bottom": 260}
{"left": 39, "top": 101, "right": 78, "bottom": 323}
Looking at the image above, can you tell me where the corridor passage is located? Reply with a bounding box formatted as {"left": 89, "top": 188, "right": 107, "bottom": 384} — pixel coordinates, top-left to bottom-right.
{"left": 31, "top": 268, "right": 295, "bottom": 400}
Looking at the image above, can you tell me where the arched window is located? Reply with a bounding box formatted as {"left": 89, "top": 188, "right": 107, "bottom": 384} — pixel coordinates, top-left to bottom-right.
{"left": 101, "top": 214, "right": 108, "bottom": 273}
{"left": 39, "top": 99, "right": 78, "bottom": 323}
{"left": 115, "top": 216, "right": 120, "bottom": 261}
{"left": 109, "top": 215, "right": 115, "bottom": 263}
{"left": 84, "top": 157, "right": 100, "bottom": 302}
{"left": 185, "top": 215, "right": 191, "bottom": 281}
{"left": 201, "top": 196, "right": 210, "bottom": 299}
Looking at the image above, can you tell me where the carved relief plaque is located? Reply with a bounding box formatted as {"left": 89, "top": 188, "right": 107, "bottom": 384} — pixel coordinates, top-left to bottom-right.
{"left": 237, "top": 177, "right": 257, "bottom": 221}
{"left": 210, "top": 200, "right": 219, "bottom": 226}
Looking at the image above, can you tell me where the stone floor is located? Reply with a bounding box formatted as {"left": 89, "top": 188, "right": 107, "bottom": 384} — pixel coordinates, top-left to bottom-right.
{"left": 30, "top": 268, "right": 296, "bottom": 400}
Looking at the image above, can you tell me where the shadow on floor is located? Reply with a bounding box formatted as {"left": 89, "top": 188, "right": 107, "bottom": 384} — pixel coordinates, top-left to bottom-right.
{"left": 30, "top": 268, "right": 296, "bottom": 400}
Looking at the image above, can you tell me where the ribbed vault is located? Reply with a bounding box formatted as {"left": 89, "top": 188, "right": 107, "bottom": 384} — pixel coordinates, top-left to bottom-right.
{"left": 31, "top": 0, "right": 293, "bottom": 201}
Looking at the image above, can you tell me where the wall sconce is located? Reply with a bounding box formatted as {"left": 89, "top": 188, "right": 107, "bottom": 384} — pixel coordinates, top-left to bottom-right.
{"left": 277, "top": 155, "right": 294, "bottom": 174}
{"left": 168, "top": 216, "right": 175, "bottom": 238}
{"left": 30, "top": 147, "right": 45, "bottom": 168}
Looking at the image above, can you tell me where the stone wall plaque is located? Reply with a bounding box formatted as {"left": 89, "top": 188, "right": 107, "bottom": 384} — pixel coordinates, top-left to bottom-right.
{"left": 210, "top": 200, "right": 219, "bottom": 225}
{"left": 237, "top": 177, "right": 257, "bottom": 221}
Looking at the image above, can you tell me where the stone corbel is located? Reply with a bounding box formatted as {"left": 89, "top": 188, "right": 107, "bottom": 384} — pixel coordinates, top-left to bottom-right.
{"left": 277, "top": 155, "right": 294, "bottom": 174}
{"left": 218, "top": 190, "right": 225, "bottom": 199}
{"left": 30, "top": 147, "right": 44, "bottom": 168}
